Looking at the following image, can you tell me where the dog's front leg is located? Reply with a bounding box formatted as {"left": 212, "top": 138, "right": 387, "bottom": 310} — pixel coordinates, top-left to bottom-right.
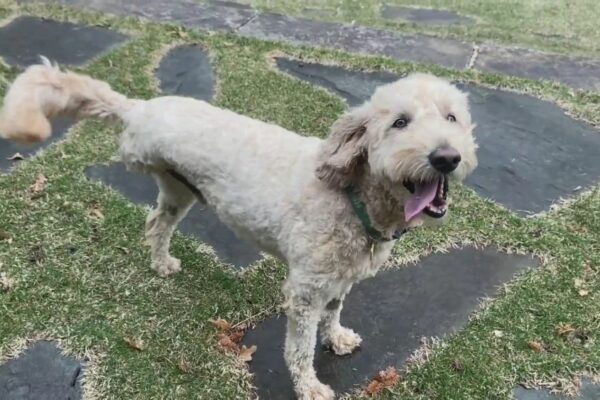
{"left": 320, "top": 292, "right": 362, "bottom": 356}
{"left": 284, "top": 282, "right": 335, "bottom": 400}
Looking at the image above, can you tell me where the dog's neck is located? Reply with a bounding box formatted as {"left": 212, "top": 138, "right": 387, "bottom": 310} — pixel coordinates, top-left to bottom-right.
{"left": 353, "top": 174, "right": 409, "bottom": 239}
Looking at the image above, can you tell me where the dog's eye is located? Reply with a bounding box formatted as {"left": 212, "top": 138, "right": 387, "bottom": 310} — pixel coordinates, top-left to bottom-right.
{"left": 392, "top": 117, "right": 409, "bottom": 129}
{"left": 446, "top": 114, "right": 457, "bottom": 123}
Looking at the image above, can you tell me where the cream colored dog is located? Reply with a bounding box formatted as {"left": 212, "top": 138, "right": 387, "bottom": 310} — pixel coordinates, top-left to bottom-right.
{"left": 0, "top": 59, "right": 477, "bottom": 399}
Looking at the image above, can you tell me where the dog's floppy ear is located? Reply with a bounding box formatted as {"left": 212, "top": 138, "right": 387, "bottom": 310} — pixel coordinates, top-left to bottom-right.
{"left": 316, "top": 108, "right": 369, "bottom": 189}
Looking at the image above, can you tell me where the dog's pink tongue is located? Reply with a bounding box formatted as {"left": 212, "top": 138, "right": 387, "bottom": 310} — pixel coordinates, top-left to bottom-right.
{"left": 405, "top": 182, "right": 438, "bottom": 221}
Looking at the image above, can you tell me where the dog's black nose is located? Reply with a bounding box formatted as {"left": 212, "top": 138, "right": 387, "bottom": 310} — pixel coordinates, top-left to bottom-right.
{"left": 429, "top": 146, "right": 461, "bottom": 174}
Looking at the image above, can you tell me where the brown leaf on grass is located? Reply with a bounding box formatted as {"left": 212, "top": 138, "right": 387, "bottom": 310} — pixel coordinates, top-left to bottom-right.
{"left": 365, "top": 367, "right": 400, "bottom": 396}
{"left": 7, "top": 152, "right": 24, "bottom": 161}
{"left": 239, "top": 345, "right": 257, "bottom": 363}
{"left": 450, "top": 359, "right": 464, "bottom": 372}
{"left": 123, "top": 336, "right": 145, "bottom": 351}
{"left": 29, "top": 174, "right": 47, "bottom": 194}
{"left": 528, "top": 340, "right": 544, "bottom": 352}
{"left": 178, "top": 358, "right": 191, "bottom": 373}
{"left": 557, "top": 324, "right": 576, "bottom": 337}
{"left": 578, "top": 289, "right": 589, "bottom": 297}
{"left": 209, "top": 318, "right": 232, "bottom": 331}
{"left": 217, "top": 333, "right": 239, "bottom": 353}
{"left": 88, "top": 207, "right": 105, "bottom": 220}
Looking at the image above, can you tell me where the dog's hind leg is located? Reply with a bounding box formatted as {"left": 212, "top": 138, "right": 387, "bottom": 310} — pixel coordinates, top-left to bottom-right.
{"left": 320, "top": 289, "right": 362, "bottom": 356}
{"left": 145, "top": 171, "right": 196, "bottom": 277}
{"left": 284, "top": 277, "right": 335, "bottom": 400}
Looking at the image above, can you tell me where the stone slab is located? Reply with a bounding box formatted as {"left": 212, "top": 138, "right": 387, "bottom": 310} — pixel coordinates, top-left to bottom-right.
{"left": 0, "top": 341, "right": 82, "bottom": 400}
{"left": 243, "top": 247, "right": 535, "bottom": 398}
{"left": 238, "top": 13, "right": 472, "bottom": 69}
{"left": 514, "top": 379, "right": 600, "bottom": 400}
{"left": 475, "top": 45, "right": 600, "bottom": 92}
{"left": 0, "top": 118, "right": 74, "bottom": 173}
{"left": 157, "top": 44, "right": 215, "bottom": 101}
{"left": 24, "top": 0, "right": 472, "bottom": 70}
{"left": 276, "top": 58, "right": 600, "bottom": 215}
{"left": 0, "top": 16, "right": 127, "bottom": 67}
{"left": 85, "top": 162, "right": 262, "bottom": 269}
{"left": 381, "top": 5, "right": 474, "bottom": 25}
{"left": 45, "top": 0, "right": 257, "bottom": 32}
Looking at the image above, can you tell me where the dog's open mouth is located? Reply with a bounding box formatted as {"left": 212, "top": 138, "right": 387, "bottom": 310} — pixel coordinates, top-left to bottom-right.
{"left": 403, "top": 176, "right": 448, "bottom": 221}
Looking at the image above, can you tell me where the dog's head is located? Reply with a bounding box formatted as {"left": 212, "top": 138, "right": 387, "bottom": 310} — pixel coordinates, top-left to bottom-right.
{"left": 317, "top": 73, "right": 478, "bottom": 225}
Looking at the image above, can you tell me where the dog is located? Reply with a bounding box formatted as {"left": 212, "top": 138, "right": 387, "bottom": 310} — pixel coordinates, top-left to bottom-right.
{"left": 0, "top": 58, "right": 477, "bottom": 399}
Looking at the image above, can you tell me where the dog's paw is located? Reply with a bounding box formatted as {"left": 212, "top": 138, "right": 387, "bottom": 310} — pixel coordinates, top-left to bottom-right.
{"left": 296, "top": 378, "right": 335, "bottom": 400}
{"left": 151, "top": 255, "right": 181, "bottom": 277}
{"left": 325, "top": 326, "right": 362, "bottom": 356}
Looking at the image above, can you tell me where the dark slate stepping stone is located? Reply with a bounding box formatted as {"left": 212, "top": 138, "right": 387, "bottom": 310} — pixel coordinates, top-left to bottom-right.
{"left": 475, "top": 45, "right": 600, "bottom": 92}
{"left": 0, "top": 16, "right": 127, "bottom": 67}
{"left": 276, "top": 58, "right": 600, "bottom": 215}
{"left": 0, "top": 117, "right": 74, "bottom": 174}
{"left": 514, "top": 379, "right": 600, "bottom": 399}
{"left": 157, "top": 45, "right": 215, "bottom": 102}
{"left": 85, "top": 162, "right": 262, "bottom": 269}
{"left": 238, "top": 13, "right": 472, "bottom": 70}
{"left": 33, "top": 0, "right": 471, "bottom": 69}
{"left": 243, "top": 246, "right": 535, "bottom": 398}
{"left": 381, "top": 5, "right": 474, "bottom": 25}
{"left": 54, "top": 0, "right": 256, "bottom": 32}
{"left": 0, "top": 341, "right": 82, "bottom": 400}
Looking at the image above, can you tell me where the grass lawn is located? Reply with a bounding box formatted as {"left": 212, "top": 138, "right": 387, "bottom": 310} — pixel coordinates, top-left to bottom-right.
{"left": 223, "top": 0, "right": 600, "bottom": 57}
{"left": 0, "top": 0, "right": 599, "bottom": 399}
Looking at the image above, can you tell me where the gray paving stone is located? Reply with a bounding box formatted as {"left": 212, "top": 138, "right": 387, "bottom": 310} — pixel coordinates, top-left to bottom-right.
{"left": 0, "top": 118, "right": 74, "bottom": 174}
{"left": 42, "top": 0, "right": 256, "bottom": 32}
{"left": 276, "top": 58, "right": 600, "bottom": 215}
{"left": 243, "top": 246, "right": 535, "bottom": 398}
{"left": 381, "top": 5, "right": 474, "bottom": 25}
{"left": 0, "top": 16, "right": 127, "bottom": 67}
{"left": 514, "top": 379, "right": 600, "bottom": 400}
{"left": 475, "top": 45, "right": 600, "bottom": 92}
{"left": 85, "top": 162, "right": 262, "bottom": 269}
{"left": 24, "top": 0, "right": 472, "bottom": 70}
{"left": 157, "top": 44, "right": 215, "bottom": 101}
{"left": 0, "top": 341, "right": 82, "bottom": 400}
{"left": 238, "top": 13, "right": 472, "bottom": 69}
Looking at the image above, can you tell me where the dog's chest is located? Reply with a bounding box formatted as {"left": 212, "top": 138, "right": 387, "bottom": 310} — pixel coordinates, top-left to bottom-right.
{"left": 345, "top": 241, "right": 395, "bottom": 281}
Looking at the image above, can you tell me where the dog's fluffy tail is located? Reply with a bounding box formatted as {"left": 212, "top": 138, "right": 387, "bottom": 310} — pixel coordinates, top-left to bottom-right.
{"left": 0, "top": 57, "right": 136, "bottom": 145}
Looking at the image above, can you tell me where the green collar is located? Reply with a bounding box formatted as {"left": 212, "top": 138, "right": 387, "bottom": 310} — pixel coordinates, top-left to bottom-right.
{"left": 344, "top": 186, "right": 408, "bottom": 242}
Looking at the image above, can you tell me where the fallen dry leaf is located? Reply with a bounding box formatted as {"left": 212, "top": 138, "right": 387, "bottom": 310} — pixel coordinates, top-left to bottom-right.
{"left": 217, "top": 333, "right": 239, "bottom": 353}
{"left": 450, "top": 359, "right": 464, "bottom": 372}
{"left": 528, "top": 340, "right": 544, "bottom": 352}
{"left": 239, "top": 345, "right": 257, "bottom": 363}
{"left": 178, "top": 358, "right": 191, "bottom": 373}
{"left": 365, "top": 367, "right": 400, "bottom": 396}
{"left": 29, "top": 174, "right": 47, "bottom": 194}
{"left": 123, "top": 336, "right": 145, "bottom": 351}
{"left": 7, "top": 152, "right": 24, "bottom": 161}
{"left": 578, "top": 289, "right": 589, "bottom": 297}
{"left": 89, "top": 207, "right": 105, "bottom": 220}
{"left": 209, "top": 318, "right": 232, "bottom": 331}
{"left": 557, "top": 324, "right": 576, "bottom": 337}
{"left": 574, "top": 278, "right": 585, "bottom": 288}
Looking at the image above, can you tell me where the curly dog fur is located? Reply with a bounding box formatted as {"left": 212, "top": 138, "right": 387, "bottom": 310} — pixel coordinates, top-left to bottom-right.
{"left": 0, "top": 59, "right": 477, "bottom": 399}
